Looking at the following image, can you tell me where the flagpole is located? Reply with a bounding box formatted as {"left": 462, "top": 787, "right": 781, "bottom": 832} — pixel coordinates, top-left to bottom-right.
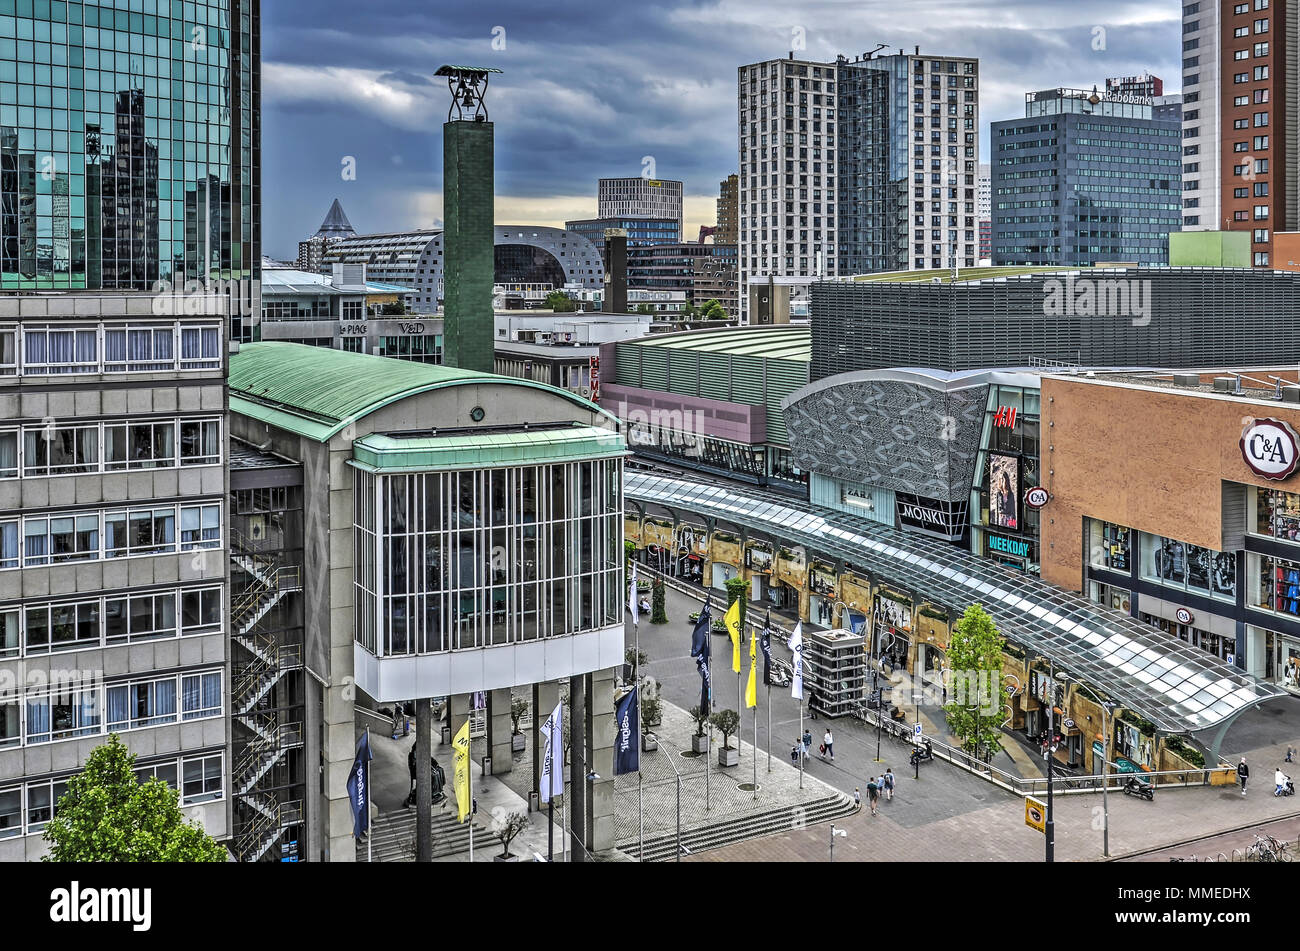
{"left": 766, "top": 684, "right": 772, "bottom": 773}
{"left": 752, "top": 658, "right": 758, "bottom": 800}
{"left": 706, "top": 639, "right": 712, "bottom": 812}
{"left": 799, "top": 699, "right": 804, "bottom": 790}
{"left": 365, "top": 727, "right": 372, "bottom": 864}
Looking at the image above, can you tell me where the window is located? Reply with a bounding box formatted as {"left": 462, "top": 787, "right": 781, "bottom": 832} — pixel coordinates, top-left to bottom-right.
{"left": 1255, "top": 252, "right": 1270, "bottom": 266}
{"left": 181, "top": 588, "right": 222, "bottom": 635}
{"left": 25, "top": 600, "right": 99, "bottom": 652}
{"left": 0, "top": 692, "right": 16, "bottom": 750}
{"left": 23, "top": 328, "right": 98, "bottom": 375}
{"left": 106, "top": 677, "right": 178, "bottom": 731}
{"left": 1255, "top": 182, "right": 1269, "bottom": 196}
{"left": 182, "top": 754, "right": 223, "bottom": 804}
{"left": 105, "top": 507, "right": 176, "bottom": 558}
{"left": 1235, "top": 187, "right": 1249, "bottom": 198}
{"left": 1254, "top": 135, "right": 1269, "bottom": 149}
{"left": 0, "top": 788, "right": 17, "bottom": 838}
{"left": 1255, "top": 17, "right": 1269, "bottom": 31}
{"left": 181, "top": 673, "right": 222, "bottom": 721}
{"left": 105, "top": 421, "right": 175, "bottom": 471}
{"left": 105, "top": 592, "right": 176, "bottom": 644}
{"left": 1089, "top": 521, "right": 1131, "bottom": 572}
{"left": 23, "top": 425, "right": 98, "bottom": 476}
{"left": 179, "top": 420, "right": 221, "bottom": 466}
{"left": 1254, "top": 42, "right": 1268, "bottom": 56}
{"left": 1254, "top": 112, "right": 1269, "bottom": 127}
{"left": 1234, "top": 118, "right": 1249, "bottom": 129}
{"left": 0, "top": 521, "right": 15, "bottom": 569}
{"left": 0, "top": 610, "right": 16, "bottom": 658}
{"left": 1235, "top": 26, "right": 1249, "bottom": 36}
{"left": 0, "top": 329, "right": 15, "bottom": 376}
{"left": 1255, "top": 65, "right": 1269, "bottom": 80}
{"left": 180, "top": 504, "right": 221, "bottom": 550}
{"left": 179, "top": 327, "right": 221, "bottom": 370}
{"left": 25, "top": 686, "right": 101, "bottom": 744}
{"left": 1143, "top": 535, "right": 1237, "bottom": 600}
{"left": 1255, "top": 205, "right": 1270, "bottom": 219}
{"left": 0, "top": 431, "right": 16, "bottom": 480}
{"left": 104, "top": 327, "right": 174, "bottom": 373}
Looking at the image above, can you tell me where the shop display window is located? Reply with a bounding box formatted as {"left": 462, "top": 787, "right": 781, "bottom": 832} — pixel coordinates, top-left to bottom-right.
{"left": 1141, "top": 534, "right": 1236, "bottom": 600}
{"left": 1256, "top": 488, "right": 1300, "bottom": 542}
{"left": 1259, "top": 555, "right": 1300, "bottom": 619}
{"left": 1089, "top": 520, "right": 1131, "bottom": 572}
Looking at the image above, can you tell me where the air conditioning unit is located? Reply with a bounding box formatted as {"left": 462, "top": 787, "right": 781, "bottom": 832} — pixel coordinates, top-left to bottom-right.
{"left": 249, "top": 515, "right": 267, "bottom": 542}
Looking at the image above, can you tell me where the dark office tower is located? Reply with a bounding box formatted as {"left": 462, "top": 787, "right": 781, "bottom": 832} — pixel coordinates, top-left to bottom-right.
{"left": 438, "top": 67, "right": 498, "bottom": 373}
{"left": 602, "top": 229, "right": 628, "bottom": 314}
{"left": 0, "top": 1, "right": 262, "bottom": 861}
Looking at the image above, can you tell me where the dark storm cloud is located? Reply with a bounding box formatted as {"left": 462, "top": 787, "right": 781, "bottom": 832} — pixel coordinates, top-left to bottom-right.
{"left": 261, "top": 0, "right": 1180, "bottom": 259}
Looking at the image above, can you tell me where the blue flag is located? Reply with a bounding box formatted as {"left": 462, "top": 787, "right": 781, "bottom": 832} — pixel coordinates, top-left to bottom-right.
{"left": 346, "top": 731, "right": 373, "bottom": 839}
{"left": 691, "top": 600, "right": 713, "bottom": 714}
{"left": 614, "top": 686, "right": 640, "bottom": 776}
{"left": 760, "top": 611, "right": 773, "bottom": 686}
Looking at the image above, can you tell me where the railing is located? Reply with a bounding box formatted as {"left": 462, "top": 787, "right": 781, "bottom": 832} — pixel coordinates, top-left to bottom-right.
{"left": 234, "top": 794, "right": 303, "bottom": 863}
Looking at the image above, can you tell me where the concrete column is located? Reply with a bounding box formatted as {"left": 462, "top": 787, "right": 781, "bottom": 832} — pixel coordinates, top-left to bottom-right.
{"left": 304, "top": 675, "right": 324, "bottom": 862}
{"left": 531, "top": 681, "right": 560, "bottom": 801}
{"left": 416, "top": 698, "right": 432, "bottom": 862}
{"left": 585, "top": 667, "right": 616, "bottom": 853}
{"left": 487, "top": 687, "right": 512, "bottom": 775}
{"left": 447, "top": 693, "right": 470, "bottom": 752}
{"left": 569, "top": 674, "right": 586, "bottom": 861}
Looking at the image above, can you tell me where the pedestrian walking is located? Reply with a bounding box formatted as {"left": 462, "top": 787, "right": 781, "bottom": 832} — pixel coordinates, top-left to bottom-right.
{"left": 1287, "top": 745, "right": 1295, "bottom": 764}
{"left": 1237, "top": 757, "right": 1250, "bottom": 796}
{"left": 1276, "top": 768, "right": 1290, "bottom": 797}
{"left": 884, "top": 768, "right": 895, "bottom": 801}
{"left": 807, "top": 688, "right": 819, "bottom": 721}
{"left": 405, "top": 745, "right": 417, "bottom": 808}
{"left": 866, "top": 778, "right": 879, "bottom": 816}
{"left": 823, "top": 728, "right": 834, "bottom": 761}
{"left": 802, "top": 727, "right": 812, "bottom": 759}
{"left": 854, "top": 787, "right": 861, "bottom": 808}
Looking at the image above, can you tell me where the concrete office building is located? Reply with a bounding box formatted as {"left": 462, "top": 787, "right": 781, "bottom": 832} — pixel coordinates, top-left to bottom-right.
{"left": 565, "top": 217, "right": 680, "bottom": 251}
{"left": 0, "top": 0, "right": 260, "bottom": 857}
{"left": 716, "top": 174, "right": 739, "bottom": 247}
{"left": 1181, "top": 1, "right": 1221, "bottom": 232}
{"left": 597, "top": 178, "right": 683, "bottom": 237}
{"left": 991, "top": 86, "right": 1181, "bottom": 266}
{"left": 977, "top": 162, "right": 991, "bottom": 261}
{"left": 228, "top": 343, "right": 627, "bottom": 862}
{"left": 810, "top": 265, "right": 1300, "bottom": 375}
{"left": 627, "top": 242, "right": 739, "bottom": 314}
{"left": 321, "top": 227, "right": 603, "bottom": 315}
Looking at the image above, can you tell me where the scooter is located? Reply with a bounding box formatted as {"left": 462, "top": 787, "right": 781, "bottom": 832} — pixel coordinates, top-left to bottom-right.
{"left": 909, "top": 743, "right": 934, "bottom": 766}
{"left": 1123, "top": 776, "right": 1154, "bottom": 801}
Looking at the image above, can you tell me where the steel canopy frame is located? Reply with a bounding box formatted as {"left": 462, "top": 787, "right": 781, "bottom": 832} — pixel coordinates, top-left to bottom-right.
{"left": 625, "top": 472, "right": 1287, "bottom": 735}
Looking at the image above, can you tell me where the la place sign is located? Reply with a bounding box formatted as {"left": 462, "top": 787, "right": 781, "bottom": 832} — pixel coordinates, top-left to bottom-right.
{"left": 1241, "top": 418, "right": 1300, "bottom": 481}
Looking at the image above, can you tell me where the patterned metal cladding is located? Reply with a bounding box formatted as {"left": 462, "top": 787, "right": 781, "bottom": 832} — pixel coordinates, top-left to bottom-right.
{"left": 811, "top": 268, "right": 1300, "bottom": 377}
{"left": 785, "top": 379, "right": 987, "bottom": 501}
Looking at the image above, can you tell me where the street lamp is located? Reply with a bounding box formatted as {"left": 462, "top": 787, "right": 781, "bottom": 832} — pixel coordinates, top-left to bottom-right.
{"left": 829, "top": 824, "right": 847, "bottom": 862}
{"left": 912, "top": 692, "right": 924, "bottom": 779}
{"left": 1064, "top": 676, "right": 1118, "bottom": 858}
{"left": 1032, "top": 655, "right": 1058, "bottom": 863}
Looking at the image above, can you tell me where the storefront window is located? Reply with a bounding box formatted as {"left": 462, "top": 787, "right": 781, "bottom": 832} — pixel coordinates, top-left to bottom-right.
{"left": 1140, "top": 612, "right": 1236, "bottom": 662}
{"left": 1141, "top": 534, "right": 1236, "bottom": 600}
{"left": 1088, "top": 520, "right": 1131, "bottom": 572}
{"left": 1256, "top": 488, "right": 1300, "bottom": 542}
{"left": 1089, "top": 581, "right": 1130, "bottom": 614}
{"left": 1257, "top": 554, "right": 1300, "bottom": 619}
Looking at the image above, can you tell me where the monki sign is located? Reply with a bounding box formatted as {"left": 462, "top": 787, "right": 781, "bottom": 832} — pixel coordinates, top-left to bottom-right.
{"left": 1241, "top": 418, "right": 1300, "bottom": 481}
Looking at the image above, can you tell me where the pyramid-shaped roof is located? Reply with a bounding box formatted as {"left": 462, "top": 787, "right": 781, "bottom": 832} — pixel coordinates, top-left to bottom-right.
{"left": 315, "top": 199, "right": 356, "bottom": 238}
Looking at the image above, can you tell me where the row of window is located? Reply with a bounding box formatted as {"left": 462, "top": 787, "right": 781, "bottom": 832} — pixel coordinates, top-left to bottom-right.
{"left": 0, "top": 669, "right": 223, "bottom": 750}
{"left": 0, "top": 501, "right": 221, "bottom": 569}
{"left": 0, "top": 752, "right": 224, "bottom": 840}
{"left": 0, "top": 323, "right": 221, "bottom": 376}
{"left": 0, "top": 416, "right": 220, "bottom": 479}
{"left": 0, "top": 585, "right": 222, "bottom": 657}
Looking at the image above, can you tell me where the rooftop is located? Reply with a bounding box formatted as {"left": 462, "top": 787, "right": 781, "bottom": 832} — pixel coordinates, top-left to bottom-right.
{"left": 850, "top": 266, "right": 1079, "bottom": 284}
{"left": 1048, "top": 367, "right": 1300, "bottom": 406}
{"left": 260, "top": 268, "right": 415, "bottom": 296}
{"left": 230, "top": 342, "right": 606, "bottom": 442}
{"left": 618, "top": 325, "right": 810, "bottom": 362}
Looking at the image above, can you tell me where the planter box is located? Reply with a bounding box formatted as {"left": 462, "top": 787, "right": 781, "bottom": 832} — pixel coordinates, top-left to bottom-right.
{"left": 718, "top": 746, "right": 739, "bottom": 768}
{"left": 511, "top": 733, "right": 526, "bottom": 753}
{"left": 691, "top": 733, "right": 710, "bottom": 754}
{"left": 493, "top": 854, "right": 521, "bottom": 862}
{"left": 642, "top": 732, "right": 658, "bottom": 752}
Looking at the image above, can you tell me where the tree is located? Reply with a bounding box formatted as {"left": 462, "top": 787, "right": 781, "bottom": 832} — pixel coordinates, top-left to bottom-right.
{"left": 380, "top": 300, "right": 405, "bottom": 316}
{"left": 698, "top": 299, "right": 728, "bottom": 321}
{"left": 689, "top": 704, "right": 711, "bottom": 738}
{"left": 634, "top": 303, "right": 655, "bottom": 315}
{"left": 651, "top": 578, "right": 668, "bottom": 624}
{"left": 43, "top": 734, "right": 226, "bottom": 862}
{"left": 492, "top": 811, "right": 529, "bottom": 858}
{"left": 942, "top": 604, "right": 1006, "bottom": 761}
{"left": 708, "top": 709, "right": 741, "bottom": 750}
{"left": 641, "top": 694, "right": 663, "bottom": 734}
{"left": 510, "top": 695, "right": 529, "bottom": 736}
{"left": 545, "top": 290, "right": 577, "bottom": 313}
{"left": 624, "top": 539, "right": 636, "bottom": 574}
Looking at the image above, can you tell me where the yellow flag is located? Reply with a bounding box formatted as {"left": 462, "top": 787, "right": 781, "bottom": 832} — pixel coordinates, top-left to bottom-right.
{"left": 452, "top": 719, "right": 471, "bottom": 823}
{"left": 746, "top": 632, "right": 757, "bottom": 708}
{"left": 725, "top": 599, "right": 741, "bottom": 673}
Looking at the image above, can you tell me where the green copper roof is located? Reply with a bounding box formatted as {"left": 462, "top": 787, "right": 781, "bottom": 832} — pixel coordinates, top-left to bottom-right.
{"left": 230, "top": 342, "right": 612, "bottom": 442}
{"left": 350, "top": 425, "right": 627, "bottom": 472}
{"left": 623, "top": 326, "right": 810, "bottom": 362}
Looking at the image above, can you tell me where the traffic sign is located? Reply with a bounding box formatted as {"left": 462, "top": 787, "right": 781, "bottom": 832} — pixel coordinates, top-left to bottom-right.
{"left": 913, "top": 722, "right": 923, "bottom": 737}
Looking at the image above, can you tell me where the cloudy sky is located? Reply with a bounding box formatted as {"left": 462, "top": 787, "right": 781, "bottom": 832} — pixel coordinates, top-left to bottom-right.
{"left": 262, "top": 0, "right": 1181, "bottom": 260}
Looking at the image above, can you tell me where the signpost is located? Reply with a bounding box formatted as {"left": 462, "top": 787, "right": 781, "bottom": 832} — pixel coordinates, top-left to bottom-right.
{"left": 1025, "top": 796, "right": 1047, "bottom": 834}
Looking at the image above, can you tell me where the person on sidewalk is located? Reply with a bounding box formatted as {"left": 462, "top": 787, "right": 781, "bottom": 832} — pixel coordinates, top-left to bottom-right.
{"left": 1276, "top": 767, "right": 1290, "bottom": 797}
{"left": 807, "top": 688, "right": 819, "bottom": 721}
{"left": 866, "top": 778, "right": 879, "bottom": 816}
{"left": 1237, "top": 757, "right": 1250, "bottom": 796}
{"left": 884, "top": 768, "right": 895, "bottom": 801}
{"left": 405, "top": 745, "right": 417, "bottom": 808}
{"left": 854, "top": 787, "right": 861, "bottom": 809}
{"left": 1288, "top": 746, "right": 1295, "bottom": 764}
{"left": 823, "top": 728, "right": 834, "bottom": 761}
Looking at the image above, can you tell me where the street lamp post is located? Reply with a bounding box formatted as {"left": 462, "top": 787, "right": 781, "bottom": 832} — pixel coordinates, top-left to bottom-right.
{"left": 829, "top": 824, "right": 847, "bottom": 862}
{"left": 1046, "top": 658, "right": 1055, "bottom": 864}
{"left": 1065, "top": 676, "right": 1118, "bottom": 859}
{"left": 654, "top": 732, "right": 686, "bottom": 863}
{"left": 912, "top": 691, "right": 924, "bottom": 779}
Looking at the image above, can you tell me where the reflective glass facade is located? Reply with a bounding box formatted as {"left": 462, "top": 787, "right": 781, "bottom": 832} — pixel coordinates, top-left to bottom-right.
{"left": 0, "top": 0, "right": 259, "bottom": 332}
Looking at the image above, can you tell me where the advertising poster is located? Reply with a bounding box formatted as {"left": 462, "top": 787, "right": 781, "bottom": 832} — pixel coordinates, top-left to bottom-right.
{"left": 989, "top": 453, "right": 1020, "bottom": 530}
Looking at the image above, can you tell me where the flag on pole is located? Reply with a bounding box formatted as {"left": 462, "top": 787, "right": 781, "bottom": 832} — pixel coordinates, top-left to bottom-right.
{"left": 760, "top": 610, "right": 773, "bottom": 686}
{"left": 629, "top": 560, "right": 639, "bottom": 626}
{"left": 745, "top": 629, "right": 757, "bottom": 709}
{"left": 471, "top": 691, "right": 486, "bottom": 711}
{"left": 725, "top": 598, "right": 741, "bottom": 674}
{"left": 614, "top": 686, "right": 640, "bottom": 775}
{"left": 539, "top": 701, "right": 564, "bottom": 804}
{"left": 452, "top": 719, "right": 471, "bottom": 823}
{"left": 788, "top": 621, "right": 804, "bottom": 701}
{"left": 690, "top": 600, "right": 713, "bottom": 713}
{"left": 345, "top": 730, "right": 372, "bottom": 839}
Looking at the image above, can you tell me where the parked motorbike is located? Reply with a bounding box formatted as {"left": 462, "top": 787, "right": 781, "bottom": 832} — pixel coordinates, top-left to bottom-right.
{"left": 1122, "top": 776, "right": 1154, "bottom": 801}
{"left": 909, "top": 742, "right": 934, "bottom": 766}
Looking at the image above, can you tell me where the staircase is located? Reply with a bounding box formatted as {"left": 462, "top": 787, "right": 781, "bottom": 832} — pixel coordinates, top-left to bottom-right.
{"left": 621, "top": 793, "right": 859, "bottom": 863}
{"left": 229, "top": 529, "right": 307, "bottom": 862}
{"left": 357, "top": 807, "right": 484, "bottom": 863}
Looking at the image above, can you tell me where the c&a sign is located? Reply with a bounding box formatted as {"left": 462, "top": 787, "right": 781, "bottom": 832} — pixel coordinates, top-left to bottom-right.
{"left": 1241, "top": 417, "right": 1300, "bottom": 481}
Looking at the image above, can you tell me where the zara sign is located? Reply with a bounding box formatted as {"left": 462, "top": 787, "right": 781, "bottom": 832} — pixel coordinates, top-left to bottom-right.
{"left": 1241, "top": 418, "right": 1300, "bottom": 481}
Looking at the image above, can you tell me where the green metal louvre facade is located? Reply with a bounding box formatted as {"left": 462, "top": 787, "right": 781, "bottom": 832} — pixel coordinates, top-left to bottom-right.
{"left": 612, "top": 328, "right": 810, "bottom": 446}
{"left": 811, "top": 268, "right": 1300, "bottom": 378}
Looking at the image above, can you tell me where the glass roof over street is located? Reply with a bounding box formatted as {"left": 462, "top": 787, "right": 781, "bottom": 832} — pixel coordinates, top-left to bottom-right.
{"left": 626, "top": 472, "right": 1286, "bottom": 735}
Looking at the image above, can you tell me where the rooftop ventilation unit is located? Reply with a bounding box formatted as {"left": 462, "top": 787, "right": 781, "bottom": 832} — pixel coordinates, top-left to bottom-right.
{"left": 1213, "top": 377, "right": 1234, "bottom": 393}
{"left": 1172, "top": 373, "right": 1200, "bottom": 386}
